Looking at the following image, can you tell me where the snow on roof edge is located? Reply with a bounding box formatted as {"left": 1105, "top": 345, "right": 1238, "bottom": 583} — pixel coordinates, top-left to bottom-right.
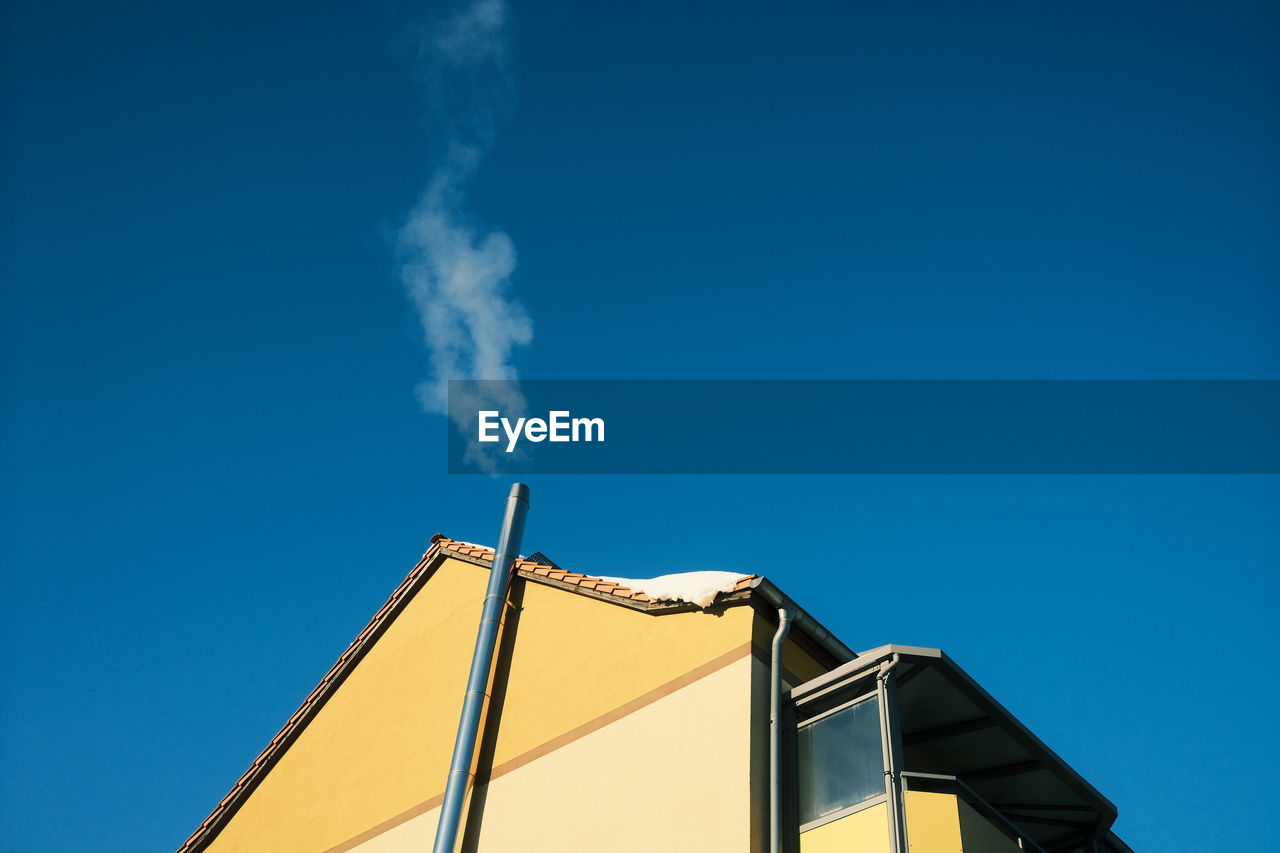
{"left": 595, "top": 571, "right": 747, "bottom": 608}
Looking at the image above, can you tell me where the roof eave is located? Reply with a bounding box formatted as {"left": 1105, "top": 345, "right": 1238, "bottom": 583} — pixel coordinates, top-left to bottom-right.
{"left": 749, "top": 577, "right": 858, "bottom": 664}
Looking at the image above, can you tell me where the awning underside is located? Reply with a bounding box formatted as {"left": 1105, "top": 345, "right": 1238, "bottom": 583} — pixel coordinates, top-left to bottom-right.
{"left": 895, "top": 660, "right": 1110, "bottom": 850}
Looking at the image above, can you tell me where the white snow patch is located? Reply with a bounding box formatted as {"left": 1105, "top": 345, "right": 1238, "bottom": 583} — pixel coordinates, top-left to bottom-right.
{"left": 596, "top": 571, "right": 747, "bottom": 608}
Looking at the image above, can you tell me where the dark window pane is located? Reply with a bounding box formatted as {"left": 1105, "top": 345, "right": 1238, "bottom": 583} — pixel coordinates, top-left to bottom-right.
{"left": 797, "top": 695, "right": 884, "bottom": 824}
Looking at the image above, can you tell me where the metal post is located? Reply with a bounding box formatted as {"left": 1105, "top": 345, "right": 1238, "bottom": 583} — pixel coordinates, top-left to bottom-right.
{"left": 877, "top": 655, "right": 907, "bottom": 853}
{"left": 433, "top": 483, "right": 530, "bottom": 853}
{"left": 769, "top": 604, "right": 794, "bottom": 853}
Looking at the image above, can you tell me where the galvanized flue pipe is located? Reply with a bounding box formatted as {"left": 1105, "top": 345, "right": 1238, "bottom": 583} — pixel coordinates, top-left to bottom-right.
{"left": 433, "top": 483, "right": 530, "bottom": 853}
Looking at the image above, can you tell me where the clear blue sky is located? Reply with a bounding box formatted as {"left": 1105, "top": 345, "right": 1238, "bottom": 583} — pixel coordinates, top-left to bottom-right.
{"left": 2, "top": 1, "right": 1277, "bottom": 850}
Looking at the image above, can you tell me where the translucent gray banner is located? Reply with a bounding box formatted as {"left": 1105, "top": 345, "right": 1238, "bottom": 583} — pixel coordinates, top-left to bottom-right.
{"left": 446, "top": 380, "right": 1279, "bottom": 474}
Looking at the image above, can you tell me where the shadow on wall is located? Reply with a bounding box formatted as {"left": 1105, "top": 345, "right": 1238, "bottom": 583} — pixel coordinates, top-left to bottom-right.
{"left": 459, "top": 575, "right": 526, "bottom": 852}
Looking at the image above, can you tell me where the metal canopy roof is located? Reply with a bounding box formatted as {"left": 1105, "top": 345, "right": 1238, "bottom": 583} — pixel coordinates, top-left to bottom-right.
{"left": 790, "top": 644, "right": 1122, "bottom": 853}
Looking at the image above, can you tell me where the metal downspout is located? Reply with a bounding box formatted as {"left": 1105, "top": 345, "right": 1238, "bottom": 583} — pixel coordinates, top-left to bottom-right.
{"left": 432, "top": 483, "right": 530, "bottom": 853}
{"left": 876, "top": 654, "right": 907, "bottom": 853}
{"left": 769, "top": 602, "right": 795, "bottom": 853}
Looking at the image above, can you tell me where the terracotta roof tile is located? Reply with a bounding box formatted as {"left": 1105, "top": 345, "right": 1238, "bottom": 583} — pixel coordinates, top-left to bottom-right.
{"left": 431, "top": 536, "right": 757, "bottom": 608}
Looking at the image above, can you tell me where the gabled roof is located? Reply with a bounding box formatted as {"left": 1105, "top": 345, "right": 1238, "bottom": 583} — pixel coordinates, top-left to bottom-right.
{"left": 177, "top": 534, "right": 762, "bottom": 853}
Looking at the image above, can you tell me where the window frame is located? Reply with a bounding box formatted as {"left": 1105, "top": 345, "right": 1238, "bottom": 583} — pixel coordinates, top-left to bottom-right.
{"left": 793, "top": 686, "right": 889, "bottom": 833}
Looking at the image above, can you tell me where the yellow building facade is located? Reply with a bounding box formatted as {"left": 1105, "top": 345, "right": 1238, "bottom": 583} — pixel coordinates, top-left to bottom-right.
{"left": 178, "top": 536, "right": 1131, "bottom": 853}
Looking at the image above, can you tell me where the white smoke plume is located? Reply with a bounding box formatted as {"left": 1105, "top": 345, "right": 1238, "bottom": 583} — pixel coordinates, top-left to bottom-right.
{"left": 401, "top": 0, "right": 531, "bottom": 419}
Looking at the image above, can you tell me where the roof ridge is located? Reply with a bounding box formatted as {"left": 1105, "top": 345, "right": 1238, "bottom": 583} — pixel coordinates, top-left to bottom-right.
{"left": 430, "top": 535, "right": 756, "bottom": 605}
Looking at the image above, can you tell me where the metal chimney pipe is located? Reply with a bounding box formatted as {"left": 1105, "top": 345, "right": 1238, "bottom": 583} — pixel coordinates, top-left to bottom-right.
{"left": 432, "top": 483, "right": 530, "bottom": 853}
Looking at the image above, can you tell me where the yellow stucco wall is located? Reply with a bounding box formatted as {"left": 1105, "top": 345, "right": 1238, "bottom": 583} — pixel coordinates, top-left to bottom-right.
{"left": 796, "top": 792, "right": 1025, "bottom": 853}
{"left": 905, "top": 791, "right": 964, "bottom": 853}
{"left": 799, "top": 803, "right": 891, "bottom": 853}
{"left": 348, "top": 656, "right": 755, "bottom": 852}
{"left": 203, "top": 557, "right": 756, "bottom": 853}
{"left": 903, "top": 791, "right": 1024, "bottom": 853}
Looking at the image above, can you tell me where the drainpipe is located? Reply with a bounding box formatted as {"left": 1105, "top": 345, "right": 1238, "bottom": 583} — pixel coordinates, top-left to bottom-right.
{"left": 769, "top": 602, "right": 795, "bottom": 853}
{"left": 433, "top": 483, "right": 530, "bottom": 853}
{"left": 752, "top": 579, "right": 855, "bottom": 853}
{"left": 876, "top": 654, "right": 907, "bottom": 853}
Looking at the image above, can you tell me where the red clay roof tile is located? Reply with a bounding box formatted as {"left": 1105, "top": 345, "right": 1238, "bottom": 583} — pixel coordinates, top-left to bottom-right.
{"left": 431, "top": 537, "right": 756, "bottom": 608}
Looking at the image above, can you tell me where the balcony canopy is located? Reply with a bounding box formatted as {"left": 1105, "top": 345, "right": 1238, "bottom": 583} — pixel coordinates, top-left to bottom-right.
{"left": 790, "top": 644, "right": 1123, "bottom": 852}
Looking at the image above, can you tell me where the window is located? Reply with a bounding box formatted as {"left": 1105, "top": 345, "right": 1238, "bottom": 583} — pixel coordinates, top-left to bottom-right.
{"left": 796, "top": 694, "right": 884, "bottom": 825}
